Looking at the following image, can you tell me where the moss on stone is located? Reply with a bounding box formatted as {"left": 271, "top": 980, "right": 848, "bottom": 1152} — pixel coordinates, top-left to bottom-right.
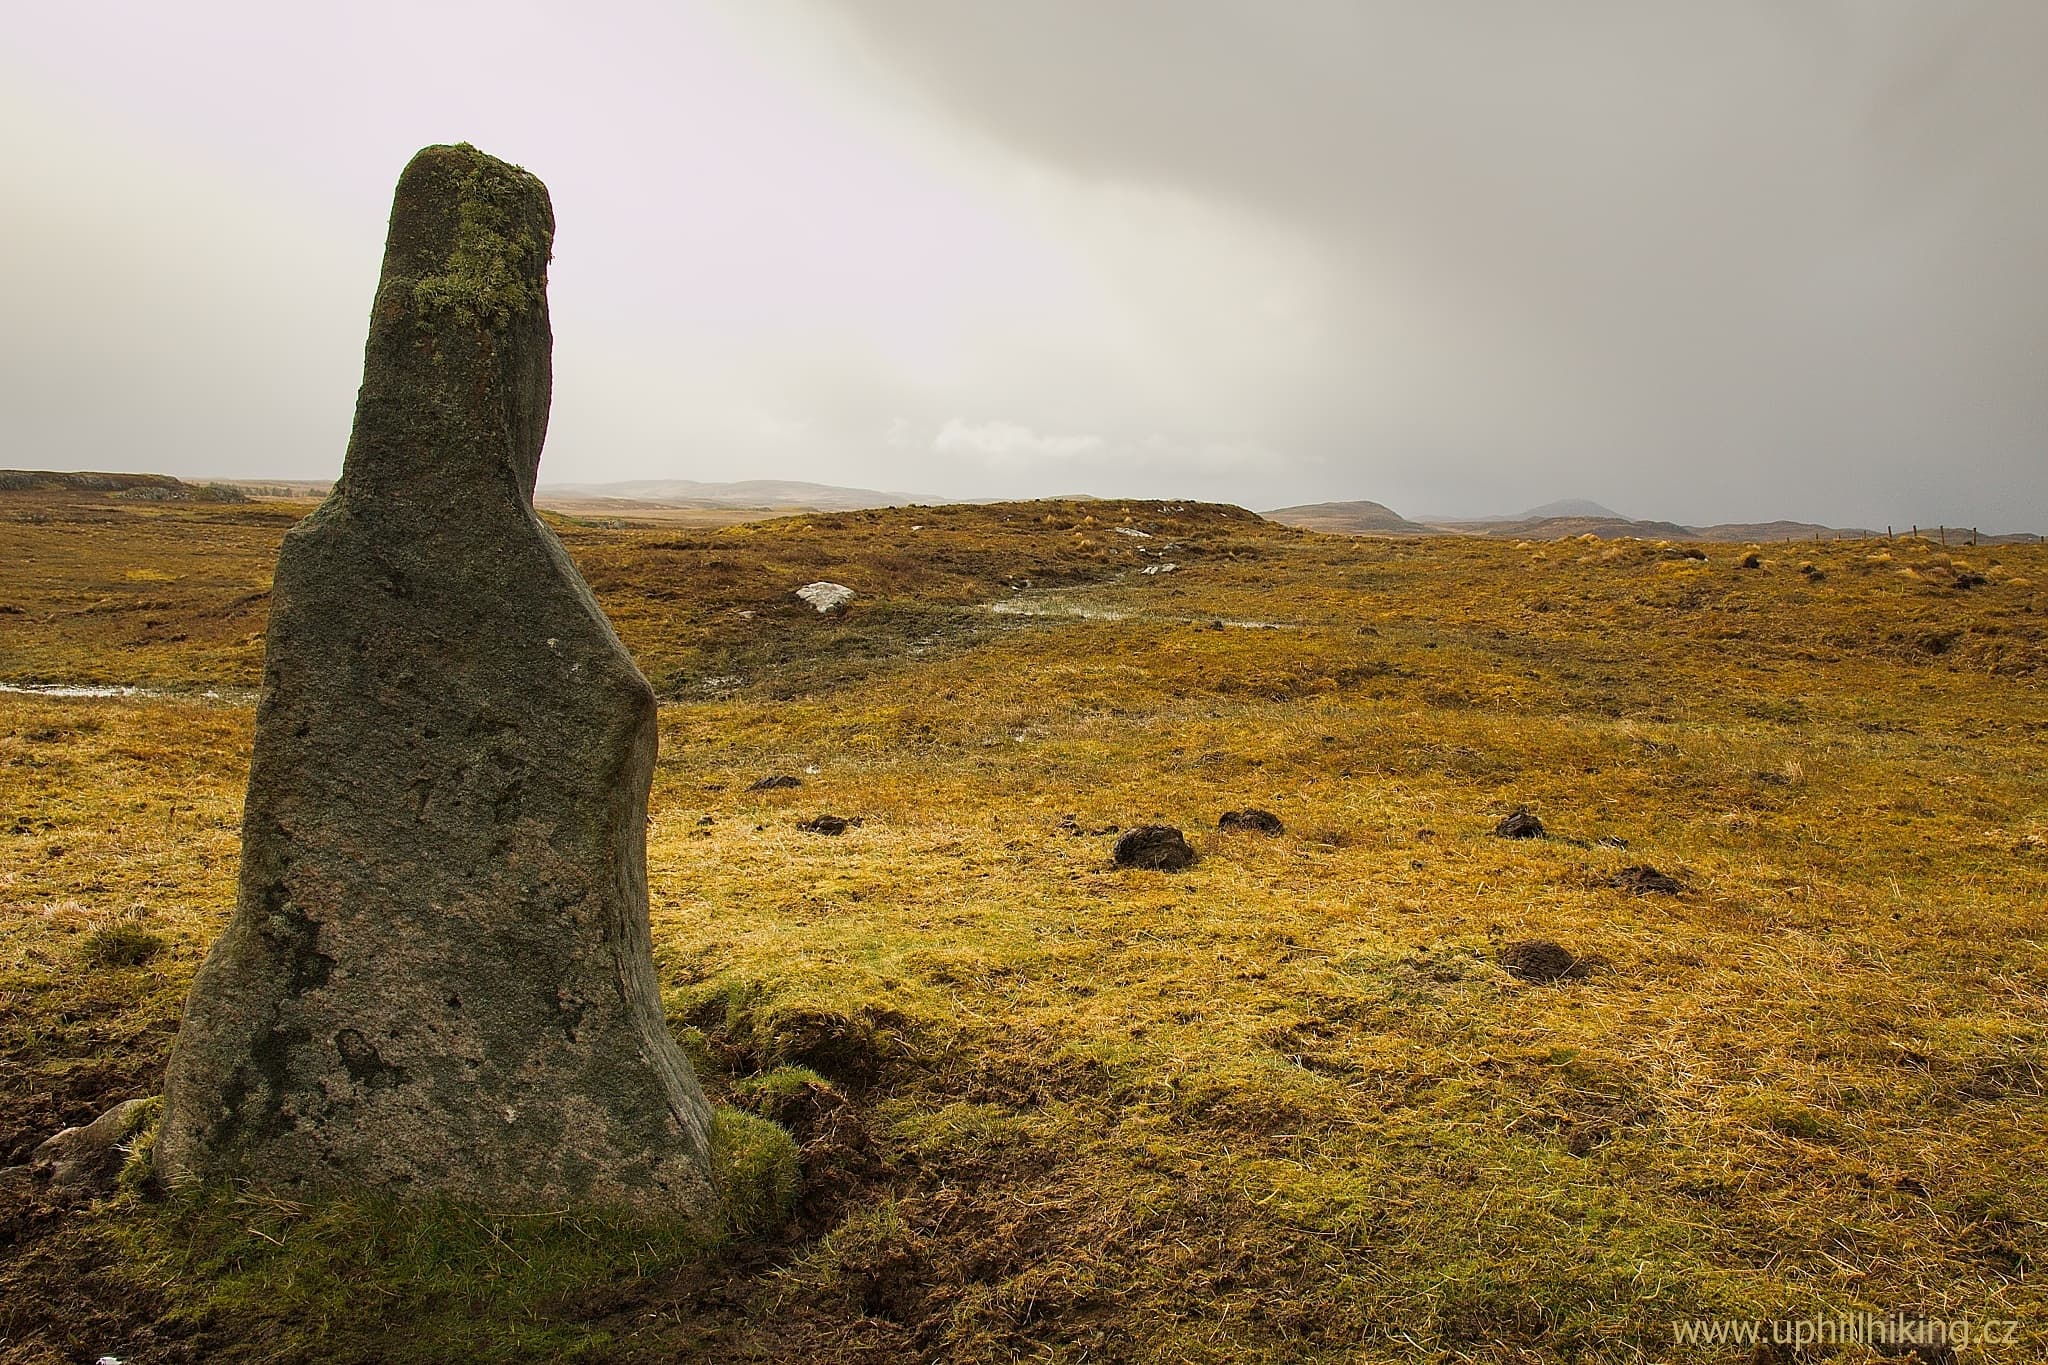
{"left": 109, "top": 1188, "right": 721, "bottom": 1363}
{"left": 408, "top": 144, "right": 550, "bottom": 332}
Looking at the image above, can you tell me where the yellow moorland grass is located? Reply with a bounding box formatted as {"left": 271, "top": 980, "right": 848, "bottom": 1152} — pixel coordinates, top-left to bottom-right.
{"left": 1, "top": 487, "right": 2044, "bottom": 1362}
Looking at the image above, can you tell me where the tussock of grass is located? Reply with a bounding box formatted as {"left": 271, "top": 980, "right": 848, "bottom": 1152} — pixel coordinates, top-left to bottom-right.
{"left": 3, "top": 488, "right": 2046, "bottom": 1360}
{"left": 80, "top": 921, "right": 168, "bottom": 968}
{"left": 710, "top": 1105, "right": 801, "bottom": 1235}
{"left": 105, "top": 1191, "right": 724, "bottom": 1365}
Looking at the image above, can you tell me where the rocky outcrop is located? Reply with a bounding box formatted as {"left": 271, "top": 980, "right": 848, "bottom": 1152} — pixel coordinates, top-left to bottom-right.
{"left": 31, "top": 1096, "right": 159, "bottom": 1189}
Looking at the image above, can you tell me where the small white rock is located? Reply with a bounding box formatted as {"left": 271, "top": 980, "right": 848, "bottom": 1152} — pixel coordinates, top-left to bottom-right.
{"left": 795, "top": 581, "right": 855, "bottom": 613}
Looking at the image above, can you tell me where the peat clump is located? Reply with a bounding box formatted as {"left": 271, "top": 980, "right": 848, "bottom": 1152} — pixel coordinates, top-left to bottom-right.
{"left": 1500, "top": 940, "right": 1581, "bottom": 984}
{"left": 1493, "top": 806, "right": 1546, "bottom": 839}
{"left": 1113, "top": 825, "right": 1198, "bottom": 871}
{"left": 1611, "top": 865, "right": 1685, "bottom": 896}
{"left": 1219, "top": 808, "right": 1285, "bottom": 836}
{"left": 798, "top": 814, "right": 857, "bottom": 836}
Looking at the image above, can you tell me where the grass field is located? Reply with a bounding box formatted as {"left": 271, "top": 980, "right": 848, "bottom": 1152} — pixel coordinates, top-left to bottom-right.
{"left": 2, "top": 486, "right": 2044, "bottom": 1363}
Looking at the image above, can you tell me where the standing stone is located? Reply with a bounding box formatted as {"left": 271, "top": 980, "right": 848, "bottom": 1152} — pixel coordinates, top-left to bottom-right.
{"left": 156, "top": 145, "right": 719, "bottom": 1215}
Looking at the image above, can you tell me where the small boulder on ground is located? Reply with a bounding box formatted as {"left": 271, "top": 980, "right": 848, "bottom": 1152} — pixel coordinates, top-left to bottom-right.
{"left": 750, "top": 774, "right": 803, "bottom": 790}
{"left": 1113, "top": 825, "right": 1197, "bottom": 871}
{"left": 1499, "top": 940, "right": 1580, "bottom": 984}
{"left": 1218, "top": 808, "right": 1284, "bottom": 836}
{"left": 795, "top": 582, "right": 854, "bottom": 614}
{"left": 31, "top": 1095, "right": 158, "bottom": 1189}
{"left": 1494, "top": 807, "right": 1546, "bottom": 839}
{"left": 1610, "top": 864, "right": 1685, "bottom": 896}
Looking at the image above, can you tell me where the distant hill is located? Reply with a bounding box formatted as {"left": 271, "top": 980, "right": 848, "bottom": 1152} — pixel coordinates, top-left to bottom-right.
{"left": 1262, "top": 499, "right": 1436, "bottom": 536}
{"left": 1426, "top": 514, "right": 1885, "bottom": 542}
{"left": 16, "top": 469, "right": 2034, "bottom": 543}
{"left": 1693, "top": 519, "right": 1879, "bottom": 543}
{"left": 1441, "top": 514, "right": 1696, "bottom": 540}
{"left": 220, "top": 479, "right": 333, "bottom": 499}
{"left": 0, "top": 469, "right": 248, "bottom": 502}
{"left": 1262, "top": 496, "right": 2029, "bottom": 543}
{"left": 1428, "top": 497, "right": 1630, "bottom": 523}
{"left": 1518, "top": 497, "right": 1627, "bottom": 520}
{"left": 539, "top": 478, "right": 935, "bottom": 511}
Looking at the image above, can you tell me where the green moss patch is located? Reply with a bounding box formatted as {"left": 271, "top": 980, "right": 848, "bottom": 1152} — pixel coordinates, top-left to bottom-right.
{"left": 710, "top": 1105, "right": 800, "bottom": 1236}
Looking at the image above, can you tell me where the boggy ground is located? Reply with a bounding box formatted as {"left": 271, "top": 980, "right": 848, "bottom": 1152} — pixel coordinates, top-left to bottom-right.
{"left": 1, "top": 486, "right": 2044, "bottom": 1363}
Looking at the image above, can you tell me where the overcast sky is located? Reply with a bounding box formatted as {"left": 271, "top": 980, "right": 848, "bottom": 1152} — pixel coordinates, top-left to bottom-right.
{"left": 5, "top": 2, "right": 2043, "bottom": 526}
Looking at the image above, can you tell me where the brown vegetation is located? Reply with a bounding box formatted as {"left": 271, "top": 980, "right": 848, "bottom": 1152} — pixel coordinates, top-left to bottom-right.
{"left": 3, "top": 485, "right": 2045, "bottom": 1362}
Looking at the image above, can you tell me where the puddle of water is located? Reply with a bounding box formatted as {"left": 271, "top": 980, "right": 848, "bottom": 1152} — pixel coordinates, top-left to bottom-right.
{"left": 989, "top": 601, "right": 1131, "bottom": 621}
{"left": 0, "top": 682, "right": 150, "bottom": 698}
{"left": 985, "top": 601, "right": 1298, "bottom": 630}
{"left": 1, "top": 682, "right": 253, "bottom": 702}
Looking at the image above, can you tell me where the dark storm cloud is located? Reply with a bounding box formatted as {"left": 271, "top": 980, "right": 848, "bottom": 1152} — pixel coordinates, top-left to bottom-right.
{"left": 806, "top": 0, "right": 2048, "bottom": 525}
{"left": 2, "top": 2, "right": 2041, "bottom": 527}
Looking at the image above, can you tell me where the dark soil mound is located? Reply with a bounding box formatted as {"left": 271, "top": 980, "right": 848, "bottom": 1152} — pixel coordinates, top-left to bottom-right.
{"left": 1113, "top": 825, "right": 1197, "bottom": 871}
{"left": 798, "top": 814, "right": 856, "bottom": 835}
{"left": 1611, "top": 865, "right": 1685, "bottom": 895}
{"left": 1500, "top": 939, "right": 1580, "bottom": 984}
{"left": 1494, "top": 807, "right": 1545, "bottom": 839}
{"left": 1218, "top": 808, "right": 1284, "bottom": 836}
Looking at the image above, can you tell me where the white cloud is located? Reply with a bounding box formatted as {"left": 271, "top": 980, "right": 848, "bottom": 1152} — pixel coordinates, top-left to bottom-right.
{"left": 932, "top": 419, "right": 1104, "bottom": 469}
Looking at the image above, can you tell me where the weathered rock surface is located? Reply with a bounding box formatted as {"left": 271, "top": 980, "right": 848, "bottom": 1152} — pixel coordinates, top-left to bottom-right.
{"left": 795, "top": 581, "right": 854, "bottom": 613}
{"left": 156, "top": 145, "right": 718, "bottom": 1215}
{"left": 31, "top": 1096, "right": 158, "bottom": 1189}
